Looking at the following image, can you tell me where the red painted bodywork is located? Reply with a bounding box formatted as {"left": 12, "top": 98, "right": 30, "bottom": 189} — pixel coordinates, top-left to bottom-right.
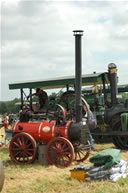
{"left": 11, "top": 120, "right": 72, "bottom": 143}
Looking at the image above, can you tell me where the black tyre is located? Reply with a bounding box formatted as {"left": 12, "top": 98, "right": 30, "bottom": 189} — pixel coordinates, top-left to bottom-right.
{"left": 112, "top": 121, "right": 128, "bottom": 150}
{"left": 0, "top": 160, "right": 4, "bottom": 192}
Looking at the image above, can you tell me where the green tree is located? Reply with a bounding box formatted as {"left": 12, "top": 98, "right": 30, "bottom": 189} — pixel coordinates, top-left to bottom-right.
{"left": 0, "top": 102, "right": 8, "bottom": 114}
{"left": 0, "top": 98, "right": 21, "bottom": 114}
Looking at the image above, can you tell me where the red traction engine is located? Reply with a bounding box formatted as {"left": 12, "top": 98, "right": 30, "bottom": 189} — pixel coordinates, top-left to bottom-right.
{"left": 9, "top": 114, "right": 90, "bottom": 167}
{"left": 9, "top": 30, "right": 90, "bottom": 167}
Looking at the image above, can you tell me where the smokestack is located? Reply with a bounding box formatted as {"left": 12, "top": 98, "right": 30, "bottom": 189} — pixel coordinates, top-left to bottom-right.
{"left": 108, "top": 63, "right": 118, "bottom": 105}
{"left": 73, "top": 30, "right": 84, "bottom": 122}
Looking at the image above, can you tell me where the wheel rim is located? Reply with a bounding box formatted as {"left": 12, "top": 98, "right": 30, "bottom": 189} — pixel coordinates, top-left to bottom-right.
{"left": 59, "top": 94, "right": 90, "bottom": 120}
{"left": 9, "top": 133, "right": 37, "bottom": 164}
{"left": 73, "top": 141, "right": 90, "bottom": 162}
{"left": 46, "top": 104, "right": 66, "bottom": 124}
{"left": 46, "top": 104, "right": 55, "bottom": 121}
{"left": 112, "top": 121, "right": 128, "bottom": 150}
{"left": 55, "top": 104, "right": 66, "bottom": 124}
{"left": 46, "top": 137, "right": 74, "bottom": 167}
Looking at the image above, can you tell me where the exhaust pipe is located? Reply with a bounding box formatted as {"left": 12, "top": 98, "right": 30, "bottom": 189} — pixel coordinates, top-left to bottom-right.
{"left": 73, "top": 30, "right": 84, "bottom": 122}
{"left": 108, "top": 63, "right": 118, "bottom": 105}
{"left": 72, "top": 30, "right": 89, "bottom": 145}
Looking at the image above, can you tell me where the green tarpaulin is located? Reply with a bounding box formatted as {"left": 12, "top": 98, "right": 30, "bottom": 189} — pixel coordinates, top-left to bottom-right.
{"left": 89, "top": 148, "right": 121, "bottom": 168}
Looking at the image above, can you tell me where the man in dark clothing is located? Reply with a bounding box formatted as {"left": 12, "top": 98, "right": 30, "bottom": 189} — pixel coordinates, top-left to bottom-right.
{"left": 19, "top": 107, "right": 31, "bottom": 122}
{"left": 36, "top": 88, "right": 48, "bottom": 108}
{"left": 27, "top": 88, "right": 48, "bottom": 109}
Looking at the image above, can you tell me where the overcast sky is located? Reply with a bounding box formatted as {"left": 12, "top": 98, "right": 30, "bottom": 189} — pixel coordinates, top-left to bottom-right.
{"left": 1, "top": 0, "right": 128, "bottom": 101}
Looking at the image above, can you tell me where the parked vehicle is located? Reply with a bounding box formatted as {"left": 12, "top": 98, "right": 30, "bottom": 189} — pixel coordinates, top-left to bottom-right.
{"left": 8, "top": 30, "right": 128, "bottom": 169}
{"left": 8, "top": 31, "right": 91, "bottom": 167}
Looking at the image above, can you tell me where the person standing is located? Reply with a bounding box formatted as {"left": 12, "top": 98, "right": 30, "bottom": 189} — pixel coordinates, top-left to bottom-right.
{"left": 3, "top": 113, "right": 9, "bottom": 130}
{"left": 83, "top": 105, "right": 97, "bottom": 151}
{"left": 27, "top": 88, "right": 48, "bottom": 109}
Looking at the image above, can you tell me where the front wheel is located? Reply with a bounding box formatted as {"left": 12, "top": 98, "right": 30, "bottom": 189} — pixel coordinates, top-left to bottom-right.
{"left": 9, "top": 132, "right": 37, "bottom": 164}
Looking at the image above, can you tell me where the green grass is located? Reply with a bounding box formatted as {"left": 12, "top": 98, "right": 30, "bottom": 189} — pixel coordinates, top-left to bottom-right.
{"left": 0, "top": 144, "right": 128, "bottom": 193}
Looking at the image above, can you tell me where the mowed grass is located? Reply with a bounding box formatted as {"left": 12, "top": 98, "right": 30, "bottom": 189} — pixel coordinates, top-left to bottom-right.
{"left": 0, "top": 126, "right": 128, "bottom": 193}
{"left": 0, "top": 141, "right": 128, "bottom": 193}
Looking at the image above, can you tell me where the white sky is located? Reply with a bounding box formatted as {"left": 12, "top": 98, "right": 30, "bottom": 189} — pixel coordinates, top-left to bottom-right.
{"left": 1, "top": 0, "right": 128, "bottom": 101}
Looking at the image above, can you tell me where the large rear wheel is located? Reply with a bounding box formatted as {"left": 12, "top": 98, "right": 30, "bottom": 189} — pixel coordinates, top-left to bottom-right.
{"left": 112, "top": 121, "right": 128, "bottom": 150}
{"left": 46, "top": 137, "right": 74, "bottom": 167}
{"left": 59, "top": 93, "right": 90, "bottom": 120}
{"left": 46, "top": 104, "right": 66, "bottom": 124}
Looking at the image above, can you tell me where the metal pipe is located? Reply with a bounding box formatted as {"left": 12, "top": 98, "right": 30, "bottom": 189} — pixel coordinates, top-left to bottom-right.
{"left": 30, "top": 88, "right": 32, "bottom": 110}
{"left": 108, "top": 63, "right": 118, "bottom": 105}
{"left": 102, "top": 74, "right": 107, "bottom": 106}
{"left": 73, "top": 30, "right": 84, "bottom": 122}
{"left": 20, "top": 89, "right": 24, "bottom": 108}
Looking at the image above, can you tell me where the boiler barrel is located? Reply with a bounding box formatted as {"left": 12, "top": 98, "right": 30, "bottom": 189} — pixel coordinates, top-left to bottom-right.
{"left": 11, "top": 120, "right": 57, "bottom": 143}
{"left": 11, "top": 120, "right": 73, "bottom": 143}
{"left": 11, "top": 120, "right": 89, "bottom": 144}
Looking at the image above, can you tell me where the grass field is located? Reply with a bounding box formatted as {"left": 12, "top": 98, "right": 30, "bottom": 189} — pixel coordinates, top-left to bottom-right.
{"left": 0, "top": 128, "right": 128, "bottom": 193}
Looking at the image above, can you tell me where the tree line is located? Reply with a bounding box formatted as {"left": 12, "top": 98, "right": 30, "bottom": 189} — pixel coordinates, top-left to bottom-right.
{"left": 0, "top": 98, "right": 20, "bottom": 114}
{"left": 0, "top": 92, "right": 127, "bottom": 115}
{"left": 0, "top": 91, "right": 61, "bottom": 115}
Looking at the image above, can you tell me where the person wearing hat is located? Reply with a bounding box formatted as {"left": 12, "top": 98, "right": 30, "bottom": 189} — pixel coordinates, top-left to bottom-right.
{"left": 27, "top": 88, "right": 48, "bottom": 109}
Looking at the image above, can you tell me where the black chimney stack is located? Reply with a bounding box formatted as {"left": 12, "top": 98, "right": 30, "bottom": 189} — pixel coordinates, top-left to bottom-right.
{"left": 73, "top": 30, "right": 84, "bottom": 122}
{"left": 108, "top": 63, "right": 118, "bottom": 105}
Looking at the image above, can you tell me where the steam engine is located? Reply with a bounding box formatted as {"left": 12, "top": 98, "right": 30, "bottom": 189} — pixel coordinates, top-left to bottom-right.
{"left": 104, "top": 63, "right": 128, "bottom": 149}
{"left": 9, "top": 30, "right": 91, "bottom": 167}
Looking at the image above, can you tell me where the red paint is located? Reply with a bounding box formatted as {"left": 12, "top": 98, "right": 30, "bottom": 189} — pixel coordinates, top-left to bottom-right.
{"left": 11, "top": 120, "right": 72, "bottom": 143}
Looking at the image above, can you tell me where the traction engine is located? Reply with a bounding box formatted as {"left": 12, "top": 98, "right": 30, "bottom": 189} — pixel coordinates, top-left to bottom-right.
{"left": 9, "top": 30, "right": 91, "bottom": 167}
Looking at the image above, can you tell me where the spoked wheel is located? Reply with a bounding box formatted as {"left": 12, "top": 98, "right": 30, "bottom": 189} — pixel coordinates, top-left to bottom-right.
{"left": 46, "top": 103, "right": 56, "bottom": 121}
{"left": 73, "top": 141, "right": 90, "bottom": 162}
{"left": 46, "top": 137, "right": 74, "bottom": 167}
{"left": 9, "top": 132, "right": 37, "bottom": 164}
{"left": 59, "top": 94, "right": 90, "bottom": 120}
{"left": 112, "top": 121, "right": 128, "bottom": 150}
{"left": 47, "top": 104, "right": 66, "bottom": 124}
{"left": 54, "top": 104, "right": 66, "bottom": 124}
